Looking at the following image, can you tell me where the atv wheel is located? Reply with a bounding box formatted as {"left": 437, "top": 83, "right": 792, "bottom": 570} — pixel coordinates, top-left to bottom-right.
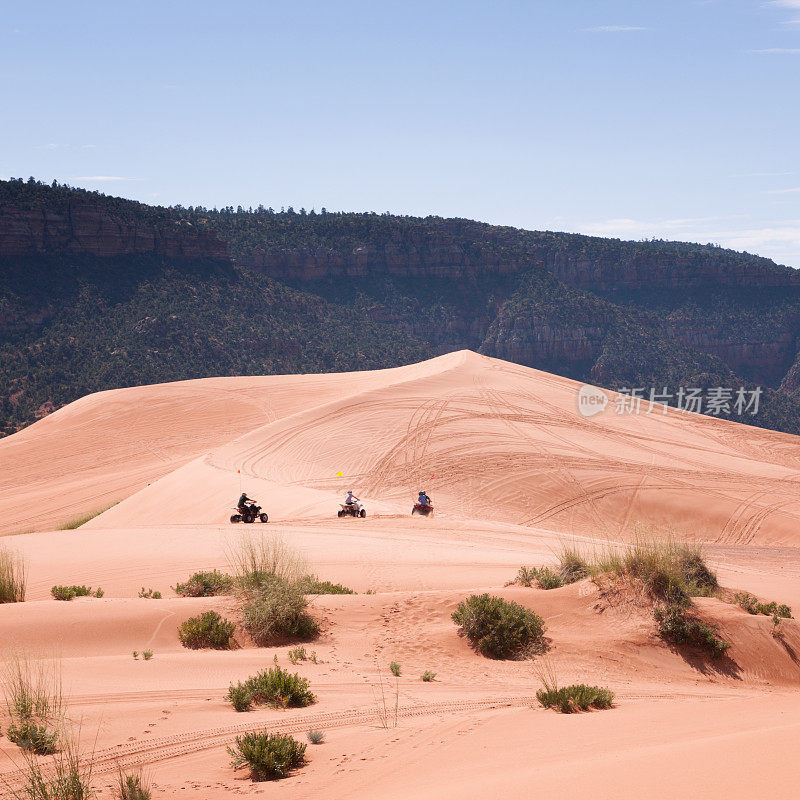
{"left": 259, "top": 512, "right": 269, "bottom": 523}
{"left": 411, "top": 507, "right": 418, "bottom": 515}
{"left": 337, "top": 510, "right": 344, "bottom": 518}
{"left": 243, "top": 513, "right": 254, "bottom": 523}
{"left": 230, "top": 514, "right": 242, "bottom": 523}
{"left": 359, "top": 508, "right": 367, "bottom": 518}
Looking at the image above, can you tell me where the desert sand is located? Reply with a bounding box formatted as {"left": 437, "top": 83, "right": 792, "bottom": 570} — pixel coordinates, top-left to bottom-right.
{"left": 2, "top": 350, "right": 800, "bottom": 799}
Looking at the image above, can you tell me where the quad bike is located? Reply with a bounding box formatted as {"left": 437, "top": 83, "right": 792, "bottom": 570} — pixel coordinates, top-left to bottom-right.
{"left": 412, "top": 502, "right": 434, "bottom": 517}
{"left": 338, "top": 503, "right": 366, "bottom": 518}
{"left": 230, "top": 504, "right": 269, "bottom": 524}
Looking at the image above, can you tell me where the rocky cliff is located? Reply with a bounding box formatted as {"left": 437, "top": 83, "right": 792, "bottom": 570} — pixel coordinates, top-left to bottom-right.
{"left": 0, "top": 199, "right": 227, "bottom": 261}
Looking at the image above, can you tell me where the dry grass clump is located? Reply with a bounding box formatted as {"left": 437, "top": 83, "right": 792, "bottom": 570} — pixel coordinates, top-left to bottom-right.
{"left": 3, "top": 734, "right": 95, "bottom": 799}
{"left": 115, "top": 767, "right": 151, "bottom": 800}
{"left": 535, "top": 662, "right": 614, "bottom": 713}
{"left": 2, "top": 655, "right": 64, "bottom": 755}
{"left": 0, "top": 546, "right": 27, "bottom": 604}
{"left": 523, "top": 535, "right": 719, "bottom": 605}
{"left": 57, "top": 502, "right": 117, "bottom": 530}
{"left": 228, "top": 534, "right": 320, "bottom": 646}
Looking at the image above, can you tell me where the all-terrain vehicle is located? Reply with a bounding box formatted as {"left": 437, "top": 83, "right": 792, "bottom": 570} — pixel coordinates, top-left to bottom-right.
{"left": 338, "top": 503, "right": 366, "bottom": 518}
{"left": 230, "top": 504, "right": 269, "bottom": 524}
{"left": 412, "top": 502, "right": 434, "bottom": 516}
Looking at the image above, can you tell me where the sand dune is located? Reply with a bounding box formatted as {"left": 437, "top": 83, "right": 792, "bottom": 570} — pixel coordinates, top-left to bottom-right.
{"left": 2, "top": 350, "right": 800, "bottom": 799}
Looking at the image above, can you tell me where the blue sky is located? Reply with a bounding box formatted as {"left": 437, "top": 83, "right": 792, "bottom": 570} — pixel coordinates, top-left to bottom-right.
{"left": 2, "top": 0, "right": 799, "bottom": 265}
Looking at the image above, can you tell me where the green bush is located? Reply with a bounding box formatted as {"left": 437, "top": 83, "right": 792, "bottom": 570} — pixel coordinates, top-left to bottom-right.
{"left": 50, "top": 585, "right": 102, "bottom": 601}
{"left": 227, "top": 683, "right": 253, "bottom": 712}
{"left": 654, "top": 604, "right": 729, "bottom": 658}
{"left": 6, "top": 719, "right": 59, "bottom": 754}
{"left": 241, "top": 573, "right": 319, "bottom": 646}
{"left": 452, "top": 594, "right": 546, "bottom": 659}
{"left": 227, "top": 666, "right": 315, "bottom": 710}
{"left": 295, "top": 575, "right": 356, "bottom": 595}
{"left": 420, "top": 670, "right": 437, "bottom": 682}
{"left": 228, "top": 731, "right": 306, "bottom": 781}
{"left": 537, "top": 684, "right": 615, "bottom": 713}
{"left": 178, "top": 611, "right": 236, "bottom": 649}
{"left": 389, "top": 661, "right": 401, "bottom": 677}
{"left": 734, "top": 592, "right": 792, "bottom": 618}
{"left": 173, "top": 570, "right": 234, "bottom": 597}
{"left": 138, "top": 588, "right": 162, "bottom": 599}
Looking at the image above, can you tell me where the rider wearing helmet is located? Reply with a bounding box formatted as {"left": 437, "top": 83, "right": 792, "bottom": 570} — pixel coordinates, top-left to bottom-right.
{"left": 418, "top": 490, "right": 431, "bottom": 507}
{"left": 344, "top": 489, "right": 360, "bottom": 509}
{"left": 238, "top": 492, "right": 255, "bottom": 513}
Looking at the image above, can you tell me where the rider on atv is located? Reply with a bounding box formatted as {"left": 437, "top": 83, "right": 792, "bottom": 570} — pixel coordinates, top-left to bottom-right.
{"left": 417, "top": 490, "right": 432, "bottom": 508}
{"left": 238, "top": 492, "right": 256, "bottom": 514}
{"left": 344, "top": 489, "right": 361, "bottom": 511}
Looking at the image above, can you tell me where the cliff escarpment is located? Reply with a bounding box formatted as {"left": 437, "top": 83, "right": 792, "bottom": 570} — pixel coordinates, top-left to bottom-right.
{"left": 4, "top": 178, "right": 800, "bottom": 438}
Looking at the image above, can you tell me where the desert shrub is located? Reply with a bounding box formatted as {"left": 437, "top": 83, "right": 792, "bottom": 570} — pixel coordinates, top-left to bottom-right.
{"left": 420, "top": 670, "right": 437, "bottom": 682}
{"left": 558, "top": 547, "right": 590, "bottom": 583}
{"left": 537, "top": 684, "right": 615, "bottom": 713}
{"left": 50, "top": 585, "right": 102, "bottom": 601}
{"left": 654, "top": 604, "right": 729, "bottom": 657}
{"left": 389, "top": 661, "right": 401, "bottom": 677}
{"left": 173, "top": 570, "right": 234, "bottom": 597}
{"left": 116, "top": 768, "right": 151, "bottom": 800}
{"left": 132, "top": 651, "right": 138, "bottom": 660}
{"left": 6, "top": 719, "right": 59, "bottom": 754}
{"left": 142, "top": 650, "right": 153, "bottom": 661}
{"left": 734, "top": 592, "right": 792, "bottom": 618}
{"left": 604, "top": 538, "right": 718, "bottom": 604}
{"left": 3, "top": 655, "right": 64, "bottom": 753}
{"left": 228, "top": 533, "right": 306, "bottom": 589}
{"left": 6, "top": 735, "right": 94, "bottom": 800}
{"left": 307, "top": 729, "right": 325, "bottom": 744}
{"left": 0, "top": 546, "right": 26, "bottom": 603}
{"left": 452, "top": 594, "right": 546, "bottom": 659}
{"left": 516, "top": 565, "right": 563, "bottom": 589}
{"left": 287, "top": 646, "right": 307, "bottom": 664}
{"left": 138, "top": 588, "right": 162, "bottom": 599}
{"left": 295, "top": 575, "right": 355, "bottom": 595}
{"left": 227, "top": 683, "right": 253, "bottom": 712}
{"left": 228, "top": 731, "right": 306, "bottom": 781}
{"left": 228, "top": 666, "right": 315, "bottom": 710}
{"left": 178, "top": 611, "right": 236, "bottom": 649}
{"left": 515, "top": 566, "right": 537, "bottom": 587}
{"left": 240, "top": 573, "right": 319, "bottom": 645}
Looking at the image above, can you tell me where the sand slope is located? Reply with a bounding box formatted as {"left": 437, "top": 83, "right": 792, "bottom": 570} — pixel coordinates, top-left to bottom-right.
{"left": 79, "top": 350, "right": 800, "bottom": 545}
{"left": 3, "top": 350, "right": 800, "bottom": 799}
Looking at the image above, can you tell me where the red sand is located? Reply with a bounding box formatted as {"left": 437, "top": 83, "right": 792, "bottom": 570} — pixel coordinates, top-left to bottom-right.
{"left": 2, "top": 350, "right": 799, "bottom": 799}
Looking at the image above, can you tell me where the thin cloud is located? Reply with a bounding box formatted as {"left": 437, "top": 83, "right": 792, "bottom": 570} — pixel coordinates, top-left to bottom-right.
{"left": 763, "top": 186, "right": 800, "bottom": 194}
{"left": 585, "top": 25, "right": 647, "bottom": 32}
{"left": 766, "top": 0, "right": 800, "bottom": 7}
{"left": 749, "top": 48, "right": 800, "bottom": 53}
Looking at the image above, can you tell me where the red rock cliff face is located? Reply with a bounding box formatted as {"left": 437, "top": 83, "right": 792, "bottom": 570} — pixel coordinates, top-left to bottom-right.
{"left": 0, "top": 203, "right": 228, "bottom": 261}
{"left": 240, "top": 244, "right": 800, "bottom": 290}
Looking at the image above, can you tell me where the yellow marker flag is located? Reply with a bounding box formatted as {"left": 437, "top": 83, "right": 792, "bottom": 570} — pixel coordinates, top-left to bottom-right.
{"left": 336, "top": 471, "right": 343, "bottom": 477}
